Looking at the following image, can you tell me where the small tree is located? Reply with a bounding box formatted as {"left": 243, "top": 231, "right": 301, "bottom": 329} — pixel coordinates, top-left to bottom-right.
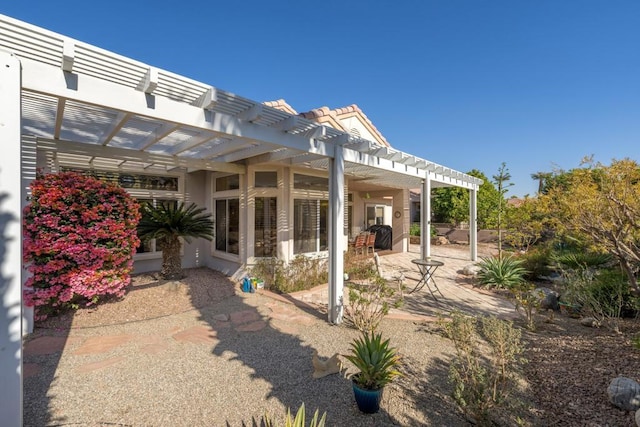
{"left": 23, "top": 171, "right": 140, "bottom": 320}
{"left": 492, "top": 162, "right": 513, "bottom": 258}
{"left": 137, "top": 202, "right": 214, "bottom": 279}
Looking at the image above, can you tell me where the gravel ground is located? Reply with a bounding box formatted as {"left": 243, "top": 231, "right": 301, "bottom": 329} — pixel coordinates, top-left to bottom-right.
{"left": 24, "top": 268, "right": 479, "bottom": 427}
{"left": 24, "top": 245, "right": 640, "bottom": 426}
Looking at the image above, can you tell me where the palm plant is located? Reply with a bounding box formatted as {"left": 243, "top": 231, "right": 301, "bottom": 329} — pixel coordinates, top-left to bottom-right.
{"left": 137, "top": 202, "right": 214, "bottom": 279}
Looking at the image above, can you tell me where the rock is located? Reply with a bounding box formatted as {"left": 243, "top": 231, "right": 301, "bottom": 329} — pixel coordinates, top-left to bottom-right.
{"left": 580, "top": 317, "right": 600, "bottom": 328}
{"left": 636, "top": 409, "right": 640, "bottom": 427}
{"left": 533, "top": 287, "right": 560, "bottom": 311}
{"left": 434, "top": 236, "right": 449, "bottom": 245}
{"left": 608, "top": 377, "right": 640, "bottom": 411}
{"left": 462, "top": 264, "right": 481, "bottom": 277}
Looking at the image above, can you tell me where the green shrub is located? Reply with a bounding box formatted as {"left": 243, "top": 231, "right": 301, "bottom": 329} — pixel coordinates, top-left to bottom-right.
{"left": 409, "top": 223, "right": 436, "bottom": 237}
{"left": 476, "top": 256, "right": 528, "bottom": 290}
{"left": 250, "top": 256, "right": 328, "bottom": 293}
{"left": 519, "top": 247, "right": 552, "bottom": 281}
{"left": 588, "top": 269, "right": 639, "bottom": 318}
{"left": 558, "top": 266, "right": 638, "bottom": 332}
{"left": 344, "top": 250, "right": 376, "bottom": 281}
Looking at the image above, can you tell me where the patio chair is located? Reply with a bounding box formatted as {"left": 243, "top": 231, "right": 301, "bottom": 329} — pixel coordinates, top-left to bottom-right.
{"left": 350, "top": 232, "right": 367, "bottom": 255}
{"left": 365, "top": 232, "right": 376, "bottom": 255}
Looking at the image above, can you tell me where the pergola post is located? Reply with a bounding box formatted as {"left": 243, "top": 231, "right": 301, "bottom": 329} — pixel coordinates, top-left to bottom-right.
{"left": 421, "top": 173, "right": 431, "bottom": 259}
{"left": 469, "top": 186, "right": 478, "bottom": 261}
{"left": 0, "top": 51, "right": 24, "bottom": 427}
{"left": 327, "top": 144, "right": 345, "bottom": 324}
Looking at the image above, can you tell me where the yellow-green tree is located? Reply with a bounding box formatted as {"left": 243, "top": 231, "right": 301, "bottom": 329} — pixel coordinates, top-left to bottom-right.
{"left": 504, "top": 197, "right": 547, "bottom": 252}
{"left": 545, "top": 158, "right": 640, "bottom": 294}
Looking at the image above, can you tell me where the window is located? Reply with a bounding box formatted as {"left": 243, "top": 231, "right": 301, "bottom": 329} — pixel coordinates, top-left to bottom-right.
{"left": 294, "top": 199, "right": 328, "bottom": 254}
{"left": 366, "top": 205, "right": 385, "bottom": 227}
{"left": 294, "top": 174, "right": 328, "bottom": 191}
{"left": 215, "top": 198, "right": 239, "bottom": 255}
{"left": 255, "top": 171, "right": 278, "bottom": 188}
{"left": 136, "top": 199, "right": 178, "bottom": 254}
{"left": 62, "top": 168, "right": 178, "bottom": 191}
{"left": 255, "top": 197, "right": 277, "bottom": 257}
{"left": 216, "top": 174, "right": 239, "bottom": 191}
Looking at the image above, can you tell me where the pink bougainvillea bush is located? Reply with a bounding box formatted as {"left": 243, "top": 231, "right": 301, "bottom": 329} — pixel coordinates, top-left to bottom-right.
{"left": 23, "top": 171, "right": 141, "bottom": 320}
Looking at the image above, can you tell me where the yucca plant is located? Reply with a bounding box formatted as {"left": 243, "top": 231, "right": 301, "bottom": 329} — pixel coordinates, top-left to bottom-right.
{"left": 137, "top": 202, "right": 214, "bottom": 279}
{"left": 345, "top": 331, "right": 402, "bottom": 390}
{"left": 263, "top": 403, "right": 326, "bottom": 427}
{"left": 476, "top": 255, "right": 527, "bottom": 290}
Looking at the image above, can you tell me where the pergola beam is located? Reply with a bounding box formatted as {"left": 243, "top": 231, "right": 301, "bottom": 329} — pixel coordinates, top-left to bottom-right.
{"left": 37, "top": 138, "right": 245, "bottom": 174}
{"left": 20, "top": 59, "right": 332, "bottom": 158}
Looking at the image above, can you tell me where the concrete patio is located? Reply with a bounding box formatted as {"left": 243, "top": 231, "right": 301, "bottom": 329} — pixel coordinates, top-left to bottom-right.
{"left": 288, "top": 243, "right": 517, "bottom": 322}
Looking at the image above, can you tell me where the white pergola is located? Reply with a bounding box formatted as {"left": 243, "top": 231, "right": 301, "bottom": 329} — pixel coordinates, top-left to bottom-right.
{"left": 0, "top": 14, "right": 481, "bottom": 426}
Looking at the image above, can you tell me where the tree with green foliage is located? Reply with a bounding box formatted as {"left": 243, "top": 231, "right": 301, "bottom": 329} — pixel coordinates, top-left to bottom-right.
{"left": 431, "top": 169, "right": 501, "bottom": 229}
{"left": 543, "top": 158, "right": 640, "bottom": 294}
{"left": 137, "top": 202, "right": 214, "bottom": 279}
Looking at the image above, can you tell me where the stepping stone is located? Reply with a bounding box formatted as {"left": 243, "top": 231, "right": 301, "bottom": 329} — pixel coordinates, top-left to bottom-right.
{"left": 212, "top": 313, "right": 230, "bottom": 322}
{"left": 229, "top": 310, "right": 261, "bottom": 325}
{"left": 235, "top": 320, "right": 267, "bottom": 332}
{"left": 23, "top": 363, "right": 40, "bottom": 379}
{"left": 73, "top": 335, "right": 132, "bottom": 355}
{"left": 172, "top": 326, "right": 218, "bottom": 344}
{"left": 24, "top": 336, "right": 75, "bottom": 356}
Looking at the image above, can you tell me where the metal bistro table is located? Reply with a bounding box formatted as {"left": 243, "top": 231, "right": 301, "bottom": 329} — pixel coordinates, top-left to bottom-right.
{"left": 409, "top": 258, "right": 445, "bottom": 301}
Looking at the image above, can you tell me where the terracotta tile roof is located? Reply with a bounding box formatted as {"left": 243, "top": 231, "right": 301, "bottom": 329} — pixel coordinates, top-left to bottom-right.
{"left": 262, "top": 99, "right": 298, "bottom": 115}
{"left": 264, "top": 99, "right": 390, "bottom": 147}
{"left": 300, "top": 104, "right": 390, "bottom": 147}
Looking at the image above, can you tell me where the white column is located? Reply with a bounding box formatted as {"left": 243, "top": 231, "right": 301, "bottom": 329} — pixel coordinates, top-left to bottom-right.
{"left": 327, "top": 145, "right": 345, "bottom": 324}
{"left": 0, "top": 51, "right": 24, "bottom": 427}
{"left": 469, "top": 186, "right": 478, "bottom": 261}
{"left": 421, "top": 174, "right": 431, "bottom": 259}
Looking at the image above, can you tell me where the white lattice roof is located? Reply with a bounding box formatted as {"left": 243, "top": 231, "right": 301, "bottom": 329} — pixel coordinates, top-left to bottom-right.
{"left": 1, "top": 14, "right": 481, "bottom": 190}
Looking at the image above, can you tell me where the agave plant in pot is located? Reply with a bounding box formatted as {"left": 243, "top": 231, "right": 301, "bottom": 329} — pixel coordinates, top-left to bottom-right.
{"left": 345, "top": 331, "right": 402, "bottom": 414}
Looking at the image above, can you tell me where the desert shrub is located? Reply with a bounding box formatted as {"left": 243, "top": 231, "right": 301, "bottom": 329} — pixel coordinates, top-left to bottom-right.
{"left": 440, "top": 311, "right": 527, "bottom": 426}
{"left": 558, "top": 266, "right": 638, "bottom": 332}
{"left": 345, "top": 273, "right": 402, "bottom": 332}
{"left": 476, "top": 256, "right": 528, "bottom": 290}
{"left": 344, "top": 250, "right": 376, "bottom": 281}
{"left": 251, "top": 255, "right": 327, "bottom": 293}
{"left": 251, "top": 257, "right": 287, "bottom": 291}
{"left": 512, "top": 283, "right": 543, "bottom": 331}
{"left": 23, "top": 171, "right": 140, "bottom": 320}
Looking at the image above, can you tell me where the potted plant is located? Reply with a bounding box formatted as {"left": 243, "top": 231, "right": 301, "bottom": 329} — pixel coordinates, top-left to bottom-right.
{"left": 345, "top": 331, "right": 402, "bottom": 413}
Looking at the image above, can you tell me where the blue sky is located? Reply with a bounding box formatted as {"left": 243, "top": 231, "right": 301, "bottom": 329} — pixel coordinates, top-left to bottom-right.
{"left": 3, "top": 1, "right": 639, "bottom": 197}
